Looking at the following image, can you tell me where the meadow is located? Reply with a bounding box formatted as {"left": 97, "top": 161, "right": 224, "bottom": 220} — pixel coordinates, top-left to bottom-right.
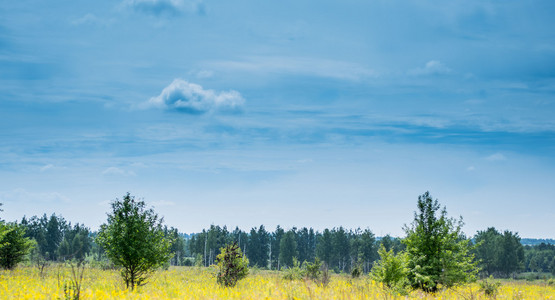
{"left": 1, "top": 265, "right": 554, "bottom": 299}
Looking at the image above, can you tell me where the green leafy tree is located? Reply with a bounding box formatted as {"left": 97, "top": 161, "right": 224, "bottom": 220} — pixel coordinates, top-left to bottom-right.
{"left": 474, "top": 227, "right": 502, "bottom": 276}
{"left": 498, "top": 230, "right": 524, "bottom": 278}
{"left": 370, "top": 244, "right": 408, "bottom": 293}
{"left": 216, "top": 242, "right": 249, "bottom": 287}
{"left": 96, "top": 193, "right": 173, "bottom": 290}
{"left": 0, "top": 222, "right": 33, "bottom": 269}
{"left": 403, "top": 192, "right": 478, "bottom": 292}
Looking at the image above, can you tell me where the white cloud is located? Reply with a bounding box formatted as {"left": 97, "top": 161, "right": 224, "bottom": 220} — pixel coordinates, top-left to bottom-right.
{"left": 145, "top": 79, "right": 245, "bottom": 114}
{"left": 486, "top": 153, "right": 507, "bottom": 161}
{"left": 102, "top": 167, "right": 136, "bottom": 176}
{"left": 408, "top": 60, "right": 452, "bottom": 76}
{"left": 466, "top": 166, "right": 475, "bottom": 171}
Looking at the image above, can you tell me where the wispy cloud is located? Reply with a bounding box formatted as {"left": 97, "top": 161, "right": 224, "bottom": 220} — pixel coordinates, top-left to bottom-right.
{"left": 123, "top": 0, "right": 205, "bottom": 17}
{"left": 71, "top": 14, "right": 113, "bottom": 27}
{"left": 486, "top": 153, "right": 507, "bottom": 161}
{"left": 102, "top": 167, "right": 136, "bottom": 176}
{"left": 206, "top": 56, "right": 377, "bottom": 81}
{"left": 145, "top": 79, "right": 245, "bottom": 114}
{"left": 0, "top": 188, "right": 71, "bottom": 204}
{"left": 40, "top": 164, "right": 54, "bottom": 172}
{"left": 407, "top": 60, "right": 452, "bottom": 76}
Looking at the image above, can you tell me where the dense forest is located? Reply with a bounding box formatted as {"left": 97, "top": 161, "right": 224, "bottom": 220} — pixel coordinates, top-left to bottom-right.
{"left": 11, "top": 213, "right": 555, "bottom": 278}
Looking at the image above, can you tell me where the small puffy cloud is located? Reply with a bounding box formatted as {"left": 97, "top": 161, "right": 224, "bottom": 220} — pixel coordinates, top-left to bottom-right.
{"left": 102, "top": 167, "right": 136, "bottom": 176}
{"left": 408, "top": 60, "right": 452, "bottom": 76}
{"left": 486, "top": 153, "right": 507, "bottom": 161}
{"left": 146, "top": 79, "right": 245, "bottom": 114}
{"left": 123, "top": 0, "right": 205, "bottom": 16}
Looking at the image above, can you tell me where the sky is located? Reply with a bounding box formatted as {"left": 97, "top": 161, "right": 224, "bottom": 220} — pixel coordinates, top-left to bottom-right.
{"left": 1, "top": 0, "right": 554, "bottom": 238}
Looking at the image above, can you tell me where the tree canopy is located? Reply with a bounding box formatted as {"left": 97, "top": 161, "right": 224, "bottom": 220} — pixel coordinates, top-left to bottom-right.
{"left": 403, "top": 192, "right": 478, "bottom": 292}
{"left": 96, "top": 193, "right": 173, "bottom": 290}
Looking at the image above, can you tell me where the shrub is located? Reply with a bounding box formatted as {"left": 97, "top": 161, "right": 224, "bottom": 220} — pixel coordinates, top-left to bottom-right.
{"left": 370, "top": 244, "right": 408, "bottom": 295}
{"left": 479, "top": 276, "right": 501, "bottom": 298}
{"left": 304, "top": 258, "right": 322, "bottom": 281}
{"left": 283, "top": 257, "right": 304, "bottom": 280}
{"left": 351, "top": 259, "right": 363, "bottom": 278}
{"left": 216, "top": 242, "right": 249, "bottom": 287}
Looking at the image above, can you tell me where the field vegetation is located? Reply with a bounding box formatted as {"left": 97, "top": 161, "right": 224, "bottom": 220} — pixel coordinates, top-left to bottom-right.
{"left": 1, "top": 265, "right": 555, "bottom": 299}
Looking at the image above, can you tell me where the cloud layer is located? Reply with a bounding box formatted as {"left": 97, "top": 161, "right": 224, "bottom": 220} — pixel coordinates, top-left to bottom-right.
{"left": 147, "top": 79, "right": 245, "bottom": 114}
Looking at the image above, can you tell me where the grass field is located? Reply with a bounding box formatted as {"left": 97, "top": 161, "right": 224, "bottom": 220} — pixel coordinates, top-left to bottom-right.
{"left": 1, "top": 265, "right": 554, "bottom": 299}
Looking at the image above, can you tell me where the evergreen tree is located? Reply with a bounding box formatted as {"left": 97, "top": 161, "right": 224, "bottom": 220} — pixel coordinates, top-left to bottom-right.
{"left": 360, "top": 229, "right": 377, "bottom": 273}
{"left": 216, "top": 242, "right": 249, "bottom": 287}
{"left": 271, "top": 225, "right": 284, "bottom": 269}
{"left": 332, "top": 227, "right": 350, "bottom": 272}
{"left": 279, "top": 230, "right": 297, "bottom": 268}
{"left": 316, "top": 228, "right": 333, "bottom": 267}
{"left": 0, "top": 222, "right": 33, "bottom": 269}
{"left": 403, "top": 192, "right": 478, "bottom": 292}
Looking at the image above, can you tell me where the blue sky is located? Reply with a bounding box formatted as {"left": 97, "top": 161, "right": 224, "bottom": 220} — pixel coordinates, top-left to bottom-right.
{"left": 1, "top": 0, "right": 554, "bottom": 237}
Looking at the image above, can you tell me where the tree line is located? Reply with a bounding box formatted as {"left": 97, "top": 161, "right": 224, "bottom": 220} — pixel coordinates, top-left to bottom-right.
{"left": 0, "top": 192, "right": 554, "bottom": 290}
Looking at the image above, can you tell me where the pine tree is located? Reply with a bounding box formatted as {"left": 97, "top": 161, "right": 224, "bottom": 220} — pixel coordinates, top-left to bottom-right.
{"left": 403, "top": 192, "right": 478, "bottom": 292}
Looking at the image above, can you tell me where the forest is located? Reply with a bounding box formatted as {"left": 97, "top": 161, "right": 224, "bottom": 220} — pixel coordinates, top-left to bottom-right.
{"left": 3, "top": 200, "right": 553, "bottom": 280}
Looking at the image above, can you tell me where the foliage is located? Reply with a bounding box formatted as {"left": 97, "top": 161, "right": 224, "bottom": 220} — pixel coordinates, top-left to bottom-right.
{"left": 304, "top": 257, "right": 322, "bottom": 281}
{"left": 2, "top": 265, "right": 555, "bottom": 299}
{"left": 350, "top": 257, "right": 362, "bottom": 278}
{"left": 370, "top": 244, "right": 408, "bottom": 294}
{"left": 403, "top": 191, "right": 479, "bottom": 292}
{"left": 282, "top": 257, "right": 304, "bottom": 280}
{"left": 279, "top": 230, "right": 297, "bottom": 269}
{"left": 29, "top": 240, "right": 50, "bottom": 277}
{"left": 498, "top": 230, "right": 524, "bottom": 278}
{"left": 479, "top": 276, "right": 501, "bottom": 298}
{"left": 215, "top": 242, "right": 249, "bottom": 287}
{"left": 0, "top": 222, "right": 33, "bottom": 270}
{"left": 61, "top": 260, "right": 86, "bottom": 300}
{"left": 21, "top": 214, "right": 93, "bottom": 263}
{"left": 95, "top": 193, "right": 173, "bottom": 290}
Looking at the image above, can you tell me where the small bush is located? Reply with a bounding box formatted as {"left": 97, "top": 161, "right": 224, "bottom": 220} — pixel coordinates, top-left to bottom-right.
{"left": 351, "top": 263, "right": 362, "bottom": 278}
{"left": 216, "top": 242, "right": 249, "bottom": 287}
{"left": 304, "top": 258, "right": 322, "bottom": 281}
{"left": 283, "top": 258, "right": 304, "bottom": 280}
{"left": 370, "top": 245, "right": 408, "bottom": 295}
{"left": 479, "top": 276, "right": 501, "bottom": 298}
